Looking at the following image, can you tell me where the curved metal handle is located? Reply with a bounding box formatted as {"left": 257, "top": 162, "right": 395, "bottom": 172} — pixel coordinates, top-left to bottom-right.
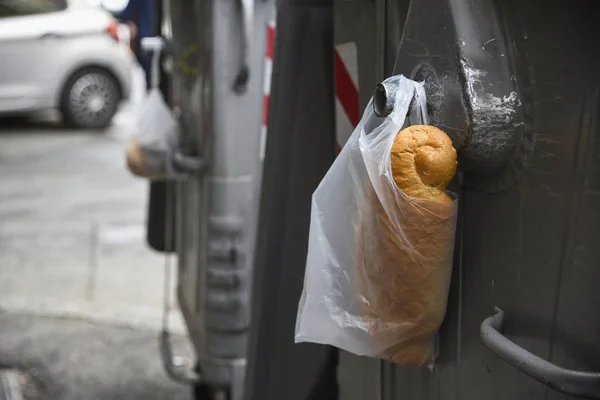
{"left": 481, "top": 307, "right": 600, "bottom": 399}
{"left": 159, "top": 330, "right": 203, "bottom": 385}
{"left": 171, "top": 150, "right": 206, "bottom": 175}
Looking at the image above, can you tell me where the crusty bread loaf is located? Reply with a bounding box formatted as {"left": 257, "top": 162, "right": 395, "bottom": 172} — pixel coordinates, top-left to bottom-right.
{"left": 356, "top": 125, "right": 458, "bottom": 366}
{"left": 390, "top": 125, "right": 456, "bottom": 203}
{"left": 125, "top": 136, "right": 166, "bottom": 180}
{"left": 125, "top": 136, "right": 147, "bottom": 177}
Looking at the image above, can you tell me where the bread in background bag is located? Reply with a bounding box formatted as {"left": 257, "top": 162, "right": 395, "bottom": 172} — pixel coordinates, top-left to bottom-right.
{"left": 124, "top": 88, "right": 179, "bottom": 180}
{"left": 356, "top": 125, "right": 457, "bottom": 366}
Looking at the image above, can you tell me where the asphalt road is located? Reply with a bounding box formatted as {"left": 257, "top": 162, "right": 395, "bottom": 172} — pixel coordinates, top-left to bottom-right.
{"left": 0, "top": 313, "right": 192, "bottom": 400}
{"left": 0, "top": 111, "right": 193, "bottom": 400}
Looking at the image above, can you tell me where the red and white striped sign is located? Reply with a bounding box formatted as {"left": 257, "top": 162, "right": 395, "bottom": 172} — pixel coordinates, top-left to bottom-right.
{"left": 334, "top": 42, "right": 360, "bottom": 153}
{"left": 259, "top": 19, "right": 276, "bottom": 161}
{"left": 259, "top": 31, "right": 359, "bottom": 158}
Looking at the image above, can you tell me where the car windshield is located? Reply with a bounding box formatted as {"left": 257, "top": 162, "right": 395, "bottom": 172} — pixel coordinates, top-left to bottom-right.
{"left": 0, "top": 0, "right": 68, "bottom": 17}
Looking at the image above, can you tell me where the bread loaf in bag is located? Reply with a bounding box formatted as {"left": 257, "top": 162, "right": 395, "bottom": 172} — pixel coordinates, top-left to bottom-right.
{"left": 356, "top": 125, "right": 458, "bottom": 366}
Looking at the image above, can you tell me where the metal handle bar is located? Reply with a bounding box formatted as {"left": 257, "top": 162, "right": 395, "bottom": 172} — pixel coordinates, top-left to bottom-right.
{"left": 481, "top": 307, "right": 600, "bottom": 399}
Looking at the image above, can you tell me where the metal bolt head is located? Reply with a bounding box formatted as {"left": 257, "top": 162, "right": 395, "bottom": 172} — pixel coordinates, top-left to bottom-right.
{"left": 373, "top": 82, "right": 397, "bottom": 117}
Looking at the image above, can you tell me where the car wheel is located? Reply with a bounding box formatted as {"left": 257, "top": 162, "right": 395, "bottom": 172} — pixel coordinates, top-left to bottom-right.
{"left": 61, "top": 68, "right": 121, "bottom": 130}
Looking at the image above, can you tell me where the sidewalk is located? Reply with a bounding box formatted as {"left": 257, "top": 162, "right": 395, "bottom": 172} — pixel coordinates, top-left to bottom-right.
{"left": 0, "top": 66, "right": 185, "bottom": 335}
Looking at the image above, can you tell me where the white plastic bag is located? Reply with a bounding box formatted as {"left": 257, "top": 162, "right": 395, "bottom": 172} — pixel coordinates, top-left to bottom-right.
{"left": 295, "top": 75, "right": 458, "bottom": 366}
{"left": 125, "top": 88, "right": 181, "bottom": 179}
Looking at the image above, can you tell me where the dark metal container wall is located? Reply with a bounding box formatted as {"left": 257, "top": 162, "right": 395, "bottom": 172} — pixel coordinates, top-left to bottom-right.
{"left": 243, "top": 0, "right": 340, "bottom": 398}
{"left": 335, "top": 0, "right": 600, "bottom": 398}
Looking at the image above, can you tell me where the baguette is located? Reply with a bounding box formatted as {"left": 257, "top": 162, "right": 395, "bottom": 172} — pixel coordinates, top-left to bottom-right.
{"left": 356, "top": 125, "right": 458, "bottom": 366}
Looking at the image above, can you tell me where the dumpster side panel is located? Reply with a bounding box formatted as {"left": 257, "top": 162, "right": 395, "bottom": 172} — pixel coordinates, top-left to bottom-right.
{"left": 395, "top": 1, "right": 600, "bottom": 399}
{"left": 336, "top": 0, "right": 600, "bottom": 398}
{"left": 532, "top": 2, "right": 600, "bottom": 398}
{"left": 243, "top": 0, "right": 340, "bottom": 398}
{"left": 169, "top": 0, "right": 275, "bottom": 388}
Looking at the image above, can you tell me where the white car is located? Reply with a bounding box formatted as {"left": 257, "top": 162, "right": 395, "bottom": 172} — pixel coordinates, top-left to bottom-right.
{"left": 0, "top": 0, "right": 135, "bottom": 129}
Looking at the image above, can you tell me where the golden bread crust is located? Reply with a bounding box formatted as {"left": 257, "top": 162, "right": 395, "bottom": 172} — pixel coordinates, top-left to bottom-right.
{"left": 125, "top": 136, "right": 147, "bottom": 177}
{"left": 390, "top": 125, "right": 457, "bottom": 203}
{"left": 356, "top": 125, "right": 457, "bottom": 366}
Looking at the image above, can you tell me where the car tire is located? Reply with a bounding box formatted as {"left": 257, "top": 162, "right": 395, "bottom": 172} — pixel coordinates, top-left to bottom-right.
{"left": 60, "top": 67, "right": 121, "bottom": 130}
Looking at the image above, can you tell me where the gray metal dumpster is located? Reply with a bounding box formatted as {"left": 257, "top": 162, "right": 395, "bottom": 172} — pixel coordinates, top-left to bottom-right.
{"left": 245, "top": 0, "right": 600, "bottom": 399}
{"left": 147, "top": 0, "right": 600, "bottom": 398}
{"left": 144, "top": 0, "right": 275, "bottom": 399}
{"left": 335, "top": 0, "right": 600, "bottom": 398}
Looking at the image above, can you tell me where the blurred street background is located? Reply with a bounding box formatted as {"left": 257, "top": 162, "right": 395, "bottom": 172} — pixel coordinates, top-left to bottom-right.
{"left": 0, "top": 1, "right": 201, "bottom": 398}
{"left": 0, "top": 66, "right": 191, "bottom": 399}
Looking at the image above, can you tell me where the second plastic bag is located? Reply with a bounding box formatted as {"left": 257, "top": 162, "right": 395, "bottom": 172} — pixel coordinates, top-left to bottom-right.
{"left": 125, "top": 87, "right": 181, "bottom": 180}
{"left": 295, "top": 75, "right": 459, "bottom": 366}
